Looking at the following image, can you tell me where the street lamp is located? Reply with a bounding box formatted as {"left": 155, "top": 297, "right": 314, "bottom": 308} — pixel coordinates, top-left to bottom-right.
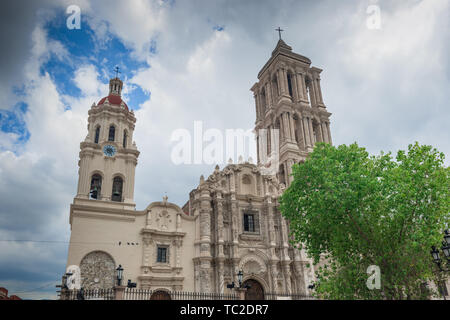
{"left": 116, "top": 265, "right": 124, "bottom": 286}
{"left": 430, "top": 230, "right": 450, "bottom": 271}
{"left": 227, "top": 270, "right": 247, "bottom": 289}
{"left": 237, "top": 270, "right": 243, "bottom": 287}
{"left": 431, "top": 246, "right": 441, "bottom": 265}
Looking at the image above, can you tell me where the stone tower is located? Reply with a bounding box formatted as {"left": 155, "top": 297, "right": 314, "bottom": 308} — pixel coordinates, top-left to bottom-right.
{"left": 75, "top": 76, "right": 140, "bottom": 210}
{"left": 251, "top": 39, "right": 332, "bottom": 187}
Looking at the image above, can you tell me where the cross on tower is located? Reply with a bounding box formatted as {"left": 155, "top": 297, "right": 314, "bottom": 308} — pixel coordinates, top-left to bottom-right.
{"left": 114, "top": 66, "right": 121, "bottom": 79}
{"left": 275, "top": 27, "right": 284, "bottom": 40}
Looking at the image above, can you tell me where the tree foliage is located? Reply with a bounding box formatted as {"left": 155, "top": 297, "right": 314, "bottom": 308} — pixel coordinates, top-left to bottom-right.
{"left": 280, "top": 142, "right": 449, "bottom": 299}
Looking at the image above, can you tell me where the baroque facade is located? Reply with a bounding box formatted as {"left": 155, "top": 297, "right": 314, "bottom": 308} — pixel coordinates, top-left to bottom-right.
{"left": 65, "top": 39, "right": 332, "bottom": 298}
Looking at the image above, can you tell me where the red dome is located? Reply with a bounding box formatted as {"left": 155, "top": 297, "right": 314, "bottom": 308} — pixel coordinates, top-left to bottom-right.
{"left": 98, "top": 95, "right": 129, "bottom": 110}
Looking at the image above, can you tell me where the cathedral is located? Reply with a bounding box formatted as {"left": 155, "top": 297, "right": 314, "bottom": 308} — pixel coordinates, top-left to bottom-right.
{"left": 65, "top": 38, "right": 333, "bottom": 299}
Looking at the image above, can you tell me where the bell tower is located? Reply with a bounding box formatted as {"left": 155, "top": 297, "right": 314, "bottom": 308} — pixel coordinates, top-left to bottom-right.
{"left": 74, "top": 76, "right": 140, "bottom": 209}
{"left": 251, "top": 36, "right": 332, "bottom": 187}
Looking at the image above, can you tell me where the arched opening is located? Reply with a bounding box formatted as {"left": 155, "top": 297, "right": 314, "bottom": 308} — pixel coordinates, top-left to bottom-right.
{"left": 278, "top": 164, "right": 286, "bottom": 186}
{"left": 111, "top": 176, "right": 123, "bottom": 202}
{"left": 90, "top": 174, "right": 102, "bottom": 200}
{"left": 94, "top": 126, "right": 100, "bottom": 144}
{"left": 305, "top": 77, "right": 313, "bottom": 106}
{"left": 108, "top": 125, "right": 115, "bottom": 142}
{"left": 150, "top": 290, "right": 171, "bottom": 300}
{"left": 287, "top": 72, "right": 294, "bottom": 98}
{"left": 123, "top": 130, "right": 128, "bottom": 148}
{"left": 243, "top": 279, "right": 265, "bottom": 300}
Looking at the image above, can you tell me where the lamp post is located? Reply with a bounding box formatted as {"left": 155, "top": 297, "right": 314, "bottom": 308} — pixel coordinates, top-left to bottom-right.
{"left": 226, "top": 270, "right": 249, "bottom": 300}
{"left": 430, "top": 230, "right": 450, "bottom": 300}
{"left": 431, "top": 230, "right": 450, "bottom": 272}
{"left": 116, "top": 265, "right": 124, "bottom": 286}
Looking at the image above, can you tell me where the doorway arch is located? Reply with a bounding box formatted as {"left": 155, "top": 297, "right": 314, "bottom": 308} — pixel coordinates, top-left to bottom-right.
{"left": 150, "top": 290, "right": 171, "bottom": 300}
{"left": 243, "top": 279, "right": 265, "bottom": 300}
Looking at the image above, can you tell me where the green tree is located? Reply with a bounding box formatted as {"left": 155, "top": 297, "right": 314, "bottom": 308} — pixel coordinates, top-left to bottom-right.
{"left": 280, "top": 142, "right": 449, "bottom": 299}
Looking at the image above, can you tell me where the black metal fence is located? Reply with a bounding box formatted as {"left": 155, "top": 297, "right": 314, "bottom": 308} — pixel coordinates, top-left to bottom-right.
{"left": 61, "top": 288, "right": 312, "bottom": 300}
{"left": 124, "top": 288, "right": 238, "bottom": 300}
{"left": 62, "top": 288, "right": 115, "bottom": 300}
{"left": 265, "top": 292, "right": 315, "bottom": 300}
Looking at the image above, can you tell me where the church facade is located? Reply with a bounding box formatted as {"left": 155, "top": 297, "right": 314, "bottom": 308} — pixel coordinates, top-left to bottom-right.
{"left": 65, "top": 39, "right": 333, "bottom": 298}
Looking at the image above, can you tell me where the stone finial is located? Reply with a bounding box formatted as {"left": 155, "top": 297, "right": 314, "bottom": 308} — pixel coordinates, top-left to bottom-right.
{"left": 163, "top": 195, "right": 168, "bottom": 204}
{"left": 200, "top": 175, "right": 205, "bottom": 185}
{"left": 228, "top": 158, "right": 233, "bottom": 165}
{"left": 214, "top": 165, "right": 220, "bottom": 173}
{"left": 248, "top": 157, "right": 253, "bottom": 164}
{"left": 238, "top": 155, "right": 244, "bottom": 164}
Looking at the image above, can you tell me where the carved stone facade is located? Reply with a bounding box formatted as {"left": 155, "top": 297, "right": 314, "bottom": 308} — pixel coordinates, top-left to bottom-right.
{"left": 66, "top": 39, "right": 329, "bottom": 297}
{"left": 79, "top": 251, "right": 116, "bottom": 289}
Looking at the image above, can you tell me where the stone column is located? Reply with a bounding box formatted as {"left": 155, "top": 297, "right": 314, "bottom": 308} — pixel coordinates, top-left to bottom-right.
{"left": 231, "top": 198, "right": 239, "bottom": 244}
{"left": 298, "top": 116, "right": 306, "bottom": 150}
{"left": 296, "top": 73, "right": 306, "bottom": 101}
{"left": 283, "top": 264, "right": 292, "bottom": 294}
{"left": 217, "top": 197, "right": 224, "bottom": 257}
{"left": 277, "top": 69, "right": 286, "bottom": 96}
{"left": 316, "top": 121, "right": 323, "bottom": 142}
{"left": 199, "top": 187, "right": 213, "bottom": 292}
{"left": 316, "top": 76, "right": 324, "bottom": 104}
{"left": 283, "top": 113, "right": 291, "bottom": 141}
{"left": 302, "top": 117, "right": 312, "bottom": 147}
{"left": 271, "top": 262, "right": 279, "bottom": 293}
{"left": 254, "top": 93, "right": 259, "bottom": 120}
{"left": 265, "top": 82, "right": 272, "bottom": 108}
{"left": 321, "top": 122, "right": 328, "bottom": 143}
{"left": 308, "top": 118, "right": 315, "bottom": 145}
{"left": 218, "top": 260, "right": 225, "bottom": 294}
{"left": 289, "top": 114, "right": 296, "bottom": 143}
{"left": 326, "top": 122, "right": 333, "bottom": 145}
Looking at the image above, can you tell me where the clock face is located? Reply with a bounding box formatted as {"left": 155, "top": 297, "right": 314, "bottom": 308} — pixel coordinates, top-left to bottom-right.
{"left": 103, "top": 144, "right": 116, "bottom": 157}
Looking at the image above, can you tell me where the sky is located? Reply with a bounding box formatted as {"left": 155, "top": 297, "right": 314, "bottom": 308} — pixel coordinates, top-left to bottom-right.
{"left": 0, "top": 0, "right": 448, "bottom": 299}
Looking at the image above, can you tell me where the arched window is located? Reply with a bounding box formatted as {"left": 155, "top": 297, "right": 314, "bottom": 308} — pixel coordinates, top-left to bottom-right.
{"left": 111, "top": 176, "right": 123, "bottom": 202}
{"left": 279, "top": 164, "right": 286, "bottom": 185}
{"left": 287, "top": 72, "right": 294, "bottom": 97}
{"left": 94, "top": 126, "right": 100, "bottom": 144}
{"left": 123, "top": 131, "right": 127, "bottom": 148}
{"left": 90, "top": 174, "right": 102, "bottom": 199}
{"left": 108, "top": 125, "right": 115, "bottom": 142}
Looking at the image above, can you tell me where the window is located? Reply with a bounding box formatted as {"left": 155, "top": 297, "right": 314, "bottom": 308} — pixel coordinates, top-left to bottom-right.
{"left": 287, "top": 72, "right": 293, "bottom": 97}
{"left": 123, "top": 131, "right": 127, "bottom": 148}
{"left": 90, "top": 174, "right": 102, "bottom": 199}
{"left": 157, "top": 247, "right": 167, "bottom": 263}
{"left": 243, "top": 212, "right": 259, "bottom": 233}
{"left": 244, "top": 213, "right": 255, "bottom": 232}
{"left": 108, "top": 125, "right": 115, "bottom": 141}
{"left": 94, "top": 126, "right": 100, "bottom": 144}
{"left": 111, "top": 176, "right": 123, "bottom": 202}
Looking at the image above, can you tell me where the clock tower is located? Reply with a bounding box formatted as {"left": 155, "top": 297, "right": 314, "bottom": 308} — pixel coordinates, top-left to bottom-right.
{"left": 75, "top": 76, "right": 139, "bottom": 210}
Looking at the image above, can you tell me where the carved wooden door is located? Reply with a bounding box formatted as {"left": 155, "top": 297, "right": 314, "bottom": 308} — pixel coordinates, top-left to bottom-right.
{"left": 243, "top": 279, "right": 264, "bottom": 300}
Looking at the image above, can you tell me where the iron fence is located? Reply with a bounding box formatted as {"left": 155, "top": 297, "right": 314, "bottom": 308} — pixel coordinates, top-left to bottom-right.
{"left": 264, "top": 292, "right": 315, "bottom": 300}
{"left": 124, "top": 288, "right": 238, "bottom": 300}
{"left": 62, "top": 288, "right": 115, "bottom": 300}
{"left": 61, "top": 288, "right": 312, "bottom": 300}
